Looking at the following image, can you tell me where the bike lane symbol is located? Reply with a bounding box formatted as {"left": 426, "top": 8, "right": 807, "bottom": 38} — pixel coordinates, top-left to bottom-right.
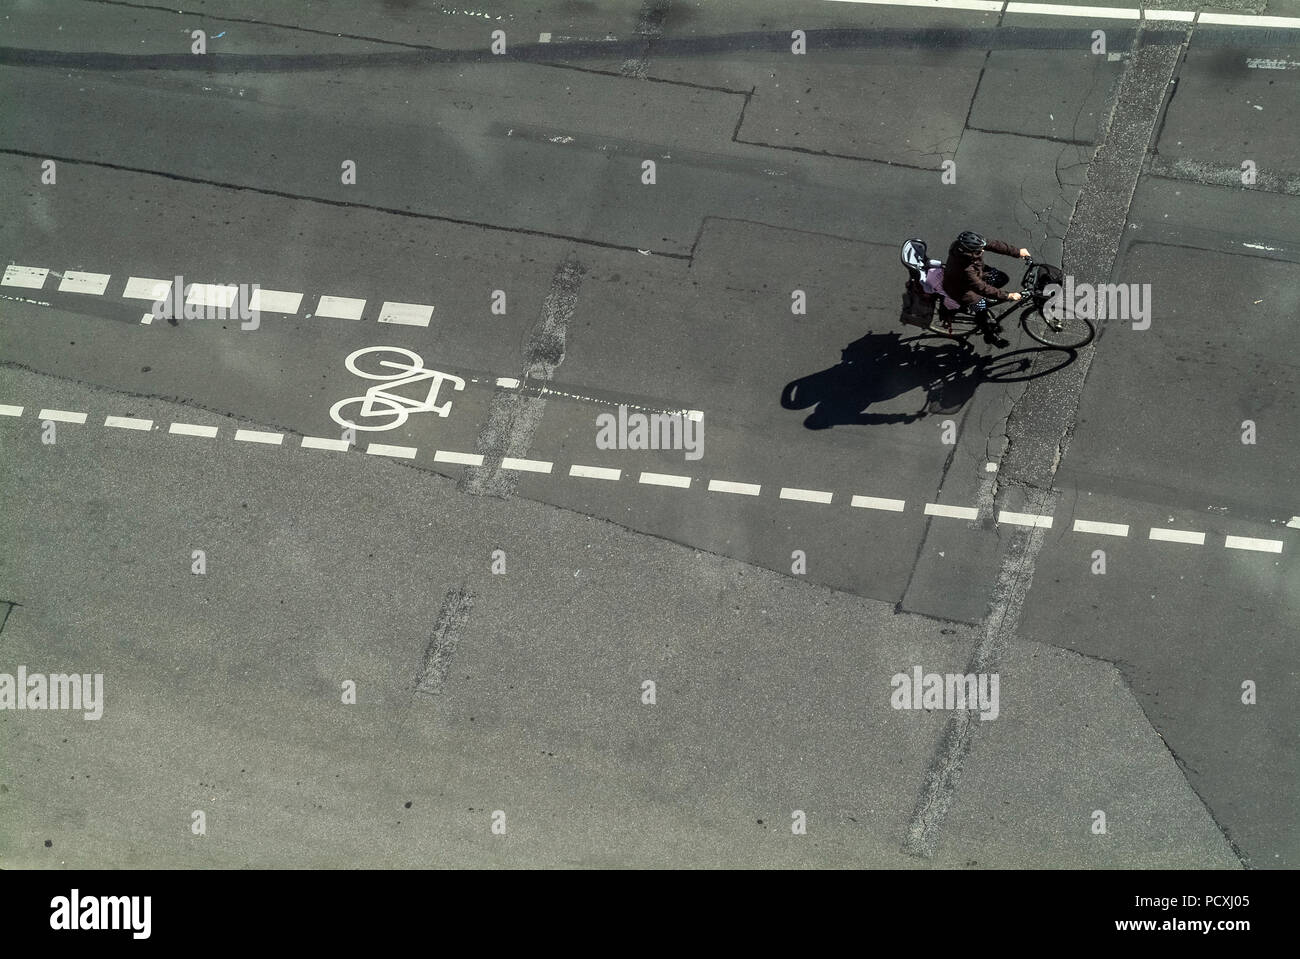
{"left": 330, "top": 346, "right": 466, "bottom": 432}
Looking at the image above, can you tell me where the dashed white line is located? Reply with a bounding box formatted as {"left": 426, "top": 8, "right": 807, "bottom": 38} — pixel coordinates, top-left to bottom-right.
{"left": 58, "top": 271, "right": 111, "bottom": 296}
{"left": 1006, "top": 2, "right": 1138, "bottom": 18}
{"left": 315, "top": 295, "right": 366, "bottom": 320}
{"left": 104, "top": 415, "right": 152, "bottom": 431}
{"left": 569, "top": 464, "right": 621, "bottom": 481}
{"left": 38, "top": 408, "right": 87, "bottom": 424}
{"left": 709, "top": 479, "right": 762, "bottom": 496}
{"left": 248, "top": 289, "right": 304, "bottom": 314}
{"left": 169, "top": 422, "right": 218, "bottom": 438}
{"left": 234, "top": 429, "right": 283, "bottom": 445}
{"left": 827, "top": 0, "right": 1002, "bottom": 10}
{"left": 0, "top": 404, "right": 24, "bottom": 417}
{"left": 999, "top": 510, "right": 1054, "bottom": 529}
{"left": 301, "top": 436, "right": 351, "bottom": 451}
{"left": 501, "top": 456, "right": 553, "bottom": 473}
{"left": 1149, "top": 527, "right": 1206, "bottom": 545}
{"left": 367, "top": 443, "right": 417, "bottom": 459}
{"left": 496, "top": 377, "right": 521, "bottom": 389}
{"left": 434, "top": 450, "right": 484, "bottom": 466}
{"left": 378, "top": 301, "right": 434, "bottom": 327}
{"left": 640, "top": 471, "right": 692, "bottom": 489}
{"left": 1202, "top": 13, "right": 1300, "bottom": 28}
{"left": 2, "top": 265, "right": 49, "bottom": 289}
{"left": 1224, "top": 535, "right": 1283, "bottom": 554}
{"left": 123, "top": 277, "right": 172, "bottom": 301}
{"left": 924, "top": 503, "right": 978, "bottom": 521}
{"left": 186, "top": 283, "right": 238, "bottom": 309}
{"left": 852, "top": 494, "right": 906, "bottom": 512}
{"left": 1073, "top": 519, "right": 1130, "bottom": 537}
{"left": 780, "top": 487, "right": 833, "bottom": 504}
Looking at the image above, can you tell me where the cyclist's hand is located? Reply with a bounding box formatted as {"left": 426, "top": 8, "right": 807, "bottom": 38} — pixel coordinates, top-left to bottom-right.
{"left": 1019, "top": 248, "right": 1031, "bottom": 259}
{"left": 1007, "top": 292, "right": 1023, "bottom": 301}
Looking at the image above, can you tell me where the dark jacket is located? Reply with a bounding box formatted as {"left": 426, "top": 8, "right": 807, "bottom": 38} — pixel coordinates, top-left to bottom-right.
{"left": 942, "top": 238, "right": 1020, "bottom": 307}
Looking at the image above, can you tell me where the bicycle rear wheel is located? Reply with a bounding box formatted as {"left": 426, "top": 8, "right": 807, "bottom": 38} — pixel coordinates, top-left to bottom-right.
{"left": 1020, "top": 299, "right": 1095, "bottom": 348}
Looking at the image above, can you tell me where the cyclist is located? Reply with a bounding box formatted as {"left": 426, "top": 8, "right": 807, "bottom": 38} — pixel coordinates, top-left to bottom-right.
{"left": 940, "top": 231, "right": 1031, "bottom": 347}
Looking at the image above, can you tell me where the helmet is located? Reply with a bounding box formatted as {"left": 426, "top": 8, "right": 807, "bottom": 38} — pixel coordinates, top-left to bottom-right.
{"left": 955, "top": 231, "right": 986, "bottom": 253}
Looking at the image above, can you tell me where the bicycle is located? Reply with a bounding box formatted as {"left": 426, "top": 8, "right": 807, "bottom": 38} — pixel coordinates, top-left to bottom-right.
{"left": 900, "top": 239, "right": 1096, "bottom": 349}
{"left": 329, "top": 346, "right": 466, "bottom": 432}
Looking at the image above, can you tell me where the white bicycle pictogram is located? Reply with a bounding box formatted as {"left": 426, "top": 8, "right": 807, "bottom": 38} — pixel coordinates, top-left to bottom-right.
{"left": 330, "top": 346, "right": 466, "bottom": 432}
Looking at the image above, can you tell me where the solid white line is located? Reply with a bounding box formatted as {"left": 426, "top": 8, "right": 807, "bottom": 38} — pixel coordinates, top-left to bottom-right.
{"left": 1072, "top": 519, "right": 1130, "bottom": 537}
{"left": 234, "top": 429, "right": 283, "bottom": 445}
{"left": 924, "top": 502, "right": 978, "bottom": 520}
{"left": 169, "top": 422, "right": 218, "bottom": 438}
{"left": 186, "top": 283, "right": 238, "bottom": 308}
{"left": 123, "top": 277, "right": 172, "bottom": 301}
{"left": 0, "top": 404, "right": 23, "bottom": 417}
{"left": 302, "top": 436, "right": 351, "bottom": 451}
{"left": 367, "top": 443, "right": 417, "bottom": 459}
{"left": 1201, "top": 13, "right": 1300, "bottom": 28}
{"left": 780, "top": 487, "right": 833, "bottom": 504}
{"left": 38, "top": 408, "right": 87, "bottom": 424}
{"left": 999, "top": 510, "right": 1053, "bottom": 529}
{"left": 104, "top": 415, "right": 152, "bottom": 431}
{"left": 315, "top": 295, "right": 366, "bottom": 320}
{"left": 1006, "top": 3, "right": 1138, "bottom": 18}
{"left": 496, "top": 377, "right": 521, "bottom": 389}
{"left": 248, "top": 289, "right": 303, "bottom": 314}
{"left": 826, "top": 0, "right": 1003, "bottom": 10}
{"left": 434, "top": 450, "right": 484, "bottom": 466}
{"left": 58, "top": 271, "right": 111, "bottom": 295}
{"left": 852, "top": 494, "right": 906, "bottom": 512}
{"left": 1224, "top": 535, "right": 1283, "bottom": 554}
{"left": 570, "top": 464, "right": 621, "bottom": 481}
{"left": 501, "top": 456, "right": 553, "bottom": 473}
{"left": 2, "top": 265, "right": 49, "bottom": 289}
{"left": 640, "top": 471, "right": 691, "bottom": 489}
{"left": 378, "top": 302, "right": 434, "bottom": 327}
{"left": 709, "top": 479, "right": 761, "bottom": 496}
{"left": 1149, "top": 527, "right": 1205, "bottom": 545}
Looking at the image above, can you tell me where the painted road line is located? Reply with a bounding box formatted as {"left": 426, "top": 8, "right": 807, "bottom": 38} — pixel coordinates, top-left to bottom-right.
{"left": 780, "top": 487, "right": 833, "bottom": 504}
{"left": 186, "top": 283, "right": 238, "bottom": 309}
{"left": 58, "top": 271, "right": 111, "bottom": 295}
{"left": 0, "top": 404, "right": 23, "bottom": 417}
{"left": 1224, "top": 535, "right": 1284, "bottom": 554}
{"left": 302, "top": 436, "right": 351, "bottom": 452}
{"left": 1247, "top": 58, "right": 1300, "bottom": 69}
{"left": 123, "top": 277, "right": 172, "bottom": 301}
{"left": 434, "top": 450, "right": 484, "bottom": 466}
{"left": 570, "top": 464, "right": 621, "bottom": 481}
{"left": 641, "top": 471, "right": 691, "bottom": 489}
{"left": 1073, "top": 519, "right": 1130, "bottom": 537}
{"left": 248, "top": 289, "right": 303, "bottom": 314}
{"left": 1149, "top": 527, "right": 1206, "bottom": 545}
{"left": 1005, "top": 3, "right": 1139, "bottom": 18}
{"left": 37, "top": 408, "right": 87, "bottom": 424}
{"left": 827, "top": 0, "right": 1003, "bottom": 11}
{"left": 169, "top": 422, "right": 218, "bottom": 438}
{"left": 686, "top": 410, "right": 704, "bottom": 423}
{"left": 999, "top": 510, "right": 1054, "bottom": 529}
{"left": 234, "top": 429, "right": 283, "bottom": 445}
{"left": 924, "top": 503, "right": 978, "bottom": 521}
{"left": 501, "top": 457, "right": 553, "bottom": 473}
{"left": 316, "top": 295, "right": 366, "bottom": 320}
{"left": 104, "top": 415, "right": 152, "bottom": 431}
{"left": 378, "top": 302, "right": 434, "bottom": 327}
{"left": 1288, "top": 517, "right": 1300, "bottom": 529}
{"left": 140, "top": 313, "right": 154, "bottom": 324}
{"left": 709, "top": 479, "right": 761, "bottom": 496}
{"left": 1201, "top": 13, "right": 1300, "bottom": 28}
{"left": 1145, "top": 9, "right": 1194, "bottom": 20}
{"left": 2, "top": 265, "right": 49, "bottom": 289}
{"left": 367, "top": 443, "right": 417, "bottom": 459}
{"left": 852, "top": 495, "right": 906, "bottom": 512}
{"left": 539, "top": 32, "right": 552, "bottom": 42}
{"left": 496, "top": 377, "right": 521, "bottom": 389}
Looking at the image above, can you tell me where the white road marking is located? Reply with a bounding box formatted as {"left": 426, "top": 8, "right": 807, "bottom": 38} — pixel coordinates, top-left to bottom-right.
{"left": 186, "top": 283, "right": 238, "bottom": 308}
{"left": 315, "top": 295, "right": 366, "bottom": 320}
{"left": 1007, "top": 1, "right": 1137, "bottom": 15}
{"left": 1073, "top": 519, "right": 1130, "bottom": 537}
{"left": 58, "top": 271, "right": 111, "bottom": 295}
{"left": 302, "top": 436, "right": 351, "bottom": 451}
{"left": 924, "top": 503, "right": 978, "bottom": 520}
{"left": 234, "top": 429, "right": 283, "bottom": 445}
{"left": 1246, "top": 58, "right": 1300, "bottom": 69}
{"left": 538, "top": 32, "right": 552, "bottom": 42}
{"left": 496, "top": 377, "right": 521, "bottom": 388}
{"left": 709, "top": 479, "right": 761, "bottom": 496}
{"left": 0, "top": 404, "right": 24, "bottom": 417}
{"left": 641, "top": 471, "right": 692, "bottom": 489}
{"left": 1201, "top": 13, "right": 1300, "bottom": 28}
{"left": 38, "top": 408, "right": 86, "bottom": 424}
{"left": 367, "top": 443, "right": 417, "bottom": 459}
{"left": 984, "top": 462, "right": 998, "bottom": 472}
{"left": 1149, "top": 527, "right": 1206, "bottom": 545}
{"left": 123, "top": 277, "right": 172, "bottom": 300}
{"left": 1144, "top": 9, "right": 1194, "bottom": 20}
{"left": 1224, "top": 535, "right": 1283, "bottom": 554}
{"left": 247, "top": 289, "right": 303, "bottom": 314}
{"left": 780, "top": 487, "right": 833, "bottom": 504}
{"left": 570, "top": 464, "right": 621, "bottom": 481}
{"left": 2, "top": 265, "right": 49, "bottom": 289}
{"left": 104, "top": 415, "right": 152, "bottom": 431}
{"left": 823, "top": 0, "right": 1300, "bottom": 27}
{"left": 169, "top": 422, "right": 218, "bottom": 438}
{"left": 378, "top": 302, "right": 434, "bottom": 327}
{"left": 1288, "top": 517, "right": 1300, "bottom": 529}
{"left": 434, "top": 450, "right": 484, "bottom": 466}
{"left": 1243, "top": 243, "right": 1282, "bottom": 251}
{"left": 827, "top": 0, "right": 1002, "bottom": 10}
{"left": 501, "top": 456, "right": 553, "bottom": 473}
{"left": 140, "top": 313, "right": 154, "bottom": 324}
{"left": 852, "top": 494, "right": 906, "bottom": 512}
{"left": 686, "top": 410, "right": 704, "bottom": 423}
{"left": 999, "top": 510, "right": 1054, "bottom": 529}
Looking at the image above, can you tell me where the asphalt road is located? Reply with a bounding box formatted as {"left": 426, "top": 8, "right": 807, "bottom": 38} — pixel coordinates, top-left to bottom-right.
{"left": 0, "top": 0, "right": 1296, "bottom": 868}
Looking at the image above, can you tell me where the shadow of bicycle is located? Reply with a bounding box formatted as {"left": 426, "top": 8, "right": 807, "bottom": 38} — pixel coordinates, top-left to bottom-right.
{"left": 780, "top": 330, "right": 1076, "bottom": 430}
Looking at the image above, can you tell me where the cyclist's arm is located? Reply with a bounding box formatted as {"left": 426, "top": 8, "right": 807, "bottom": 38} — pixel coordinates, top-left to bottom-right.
{"left": 985, "top": 238, "right": 1022, "bottom": 258}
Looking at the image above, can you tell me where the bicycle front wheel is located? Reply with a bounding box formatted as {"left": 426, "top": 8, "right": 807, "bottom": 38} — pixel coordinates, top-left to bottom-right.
{"left": 1021, "top": 301, "right": 1095, "bottom": 348}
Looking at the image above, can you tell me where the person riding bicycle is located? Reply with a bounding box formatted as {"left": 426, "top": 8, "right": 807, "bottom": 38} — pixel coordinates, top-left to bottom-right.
{"left": 940, "top": 231, "right": 1031, "bottom": 347}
